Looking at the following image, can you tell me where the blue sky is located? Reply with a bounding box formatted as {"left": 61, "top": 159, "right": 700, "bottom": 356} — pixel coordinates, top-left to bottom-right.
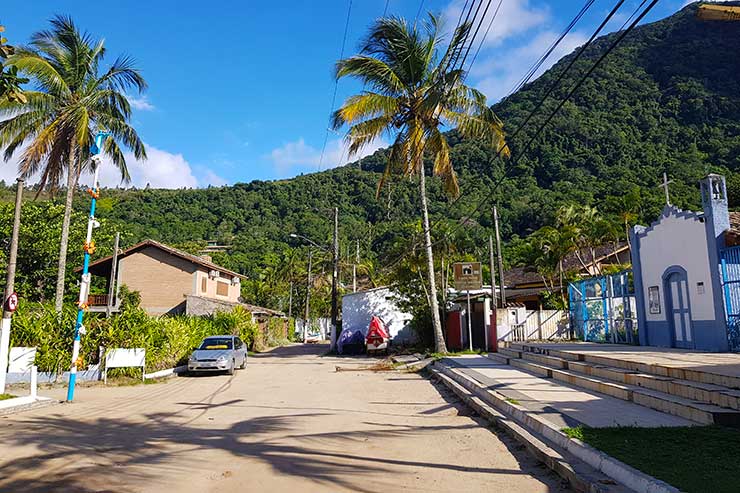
{"left": 2, "top": 0, "right": 697, "bottom": 188}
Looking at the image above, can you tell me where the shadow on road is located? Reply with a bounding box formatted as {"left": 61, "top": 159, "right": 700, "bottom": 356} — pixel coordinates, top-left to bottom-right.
{"left": 0, "top": 408, "right": 546, "bottom": 493}
{"left": 251, "top": 343, "right": 329, "bottom": 359}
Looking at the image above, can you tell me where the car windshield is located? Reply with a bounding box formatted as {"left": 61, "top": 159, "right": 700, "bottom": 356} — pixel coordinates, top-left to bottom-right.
{"left": 198, "top": 338, "right": 233, "bottom": 350}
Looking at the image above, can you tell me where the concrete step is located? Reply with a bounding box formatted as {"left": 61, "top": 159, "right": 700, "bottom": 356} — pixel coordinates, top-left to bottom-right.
{"left": 486, "top": 352, "right": 509, "bottom": 365}
{"left": 515, "top": 342, "right": 740, "bottom": 391}
{"left": 498, "top": 347, "right": 522, "bottom": 360}
{"left": 521, "top": 351, "right": 569, "bottom": 369}
{"left": 532, "top": 352, "right": 740, "bottom": 412}
{"left": 509, "top": 357, "right": 740, "bottom": 426}
{"left": 510, "top": 358, "right": 553, "bottom": 378}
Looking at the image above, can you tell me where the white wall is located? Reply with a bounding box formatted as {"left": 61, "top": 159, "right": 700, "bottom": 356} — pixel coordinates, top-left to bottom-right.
{"left": 341, "top": 287, "right": 416, "bottom": 344}
{"left": 638, "top": 213, "right": 715, "bottom": 321}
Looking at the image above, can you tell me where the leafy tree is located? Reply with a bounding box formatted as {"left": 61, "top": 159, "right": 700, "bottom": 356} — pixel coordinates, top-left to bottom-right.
{"left": 0, "top": 24, "right": 27, "bottom": 103}
{"left": 331, "top": 15, "right": 508, "bottom": 353}
{"left": 0, "top": 15, "right": 146, "bottom": 312}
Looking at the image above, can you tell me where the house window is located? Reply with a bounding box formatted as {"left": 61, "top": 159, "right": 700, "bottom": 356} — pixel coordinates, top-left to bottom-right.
{"left": 216, "top": 281, "right": 229, "bottom": 297}
{"left": 201, "top": 276, "right": 207, "bottom": 293}
{"left": 648, "top": 286, "right": 661, "bottom": 314}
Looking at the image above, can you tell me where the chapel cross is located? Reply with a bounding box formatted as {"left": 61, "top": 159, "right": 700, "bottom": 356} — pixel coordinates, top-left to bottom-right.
{"left": 659, "top": 172, "right": 673, "bottom": 206}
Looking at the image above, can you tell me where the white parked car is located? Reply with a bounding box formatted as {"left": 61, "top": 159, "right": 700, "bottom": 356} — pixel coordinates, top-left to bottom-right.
{"left": 188, "top": 335, "right": 247, "bottom": 375}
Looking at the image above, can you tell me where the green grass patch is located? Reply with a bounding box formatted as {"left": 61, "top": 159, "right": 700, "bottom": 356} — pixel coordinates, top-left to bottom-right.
{"left": 0, "top": 393, "right": 16, "bottom": 401}
{"left": 562, "top": 425, "right": 740, "bottom": 493}
{"left": 429, "top": 349, "right": 486, "bottom": 360}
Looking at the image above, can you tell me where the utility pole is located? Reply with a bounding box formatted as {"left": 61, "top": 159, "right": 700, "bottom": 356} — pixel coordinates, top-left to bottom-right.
{"left": 106, "top": 232, "right": 120, "bottom": 317}
{"left": 493, "top": 206, "right": 506, "bottom": 309}
{"left": 304, "top": 249, "right": 312, "bottom": 343}
{"left": 353, "top": 239, "right": 359, "bottom": 293}
{"left": 0, "top": 178, "right": 24, "bottom": 394}
{"left": 288, "top": 280, "right": 293, "bottom": 320}
{"left": 331, "top": 207, "right": 339, "bottom": 351}
{"left": 67, "top": 132, "right": 108, "bottom": 402}
{"left": 488, "top": 234, "right": 498, "bottom": 352}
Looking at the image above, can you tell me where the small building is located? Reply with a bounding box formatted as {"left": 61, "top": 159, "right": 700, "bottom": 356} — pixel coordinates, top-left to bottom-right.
{"left": 341, "top": 287, "right": 416, "bottom": 344}
{"left": 82, "top": 239, "right": 279, "bottom": 319}
{"left": 630, "top": 174, "right": 736, "bottom": 352}
{"left": 505, "top": 242, "right": 631, "bottom": 309}
{"left": 445, "top": 289, "right": 495, "bottom": 351}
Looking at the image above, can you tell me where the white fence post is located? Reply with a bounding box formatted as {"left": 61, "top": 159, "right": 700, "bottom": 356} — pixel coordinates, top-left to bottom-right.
{"left": 30, "top": 365, "right": 37, "bottom": 398}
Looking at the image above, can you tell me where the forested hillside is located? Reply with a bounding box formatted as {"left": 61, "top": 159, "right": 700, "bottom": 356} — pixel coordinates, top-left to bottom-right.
{"left": 2, "top": 2, "right": 739, "bottom": 312}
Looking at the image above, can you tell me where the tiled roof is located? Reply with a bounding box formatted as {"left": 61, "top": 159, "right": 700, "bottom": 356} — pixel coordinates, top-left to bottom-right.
{"left": 81, "top": 239, "right": 246, "bottom": 279}
{"left": 504, "top": 241, "right": 629, "bottom": 288}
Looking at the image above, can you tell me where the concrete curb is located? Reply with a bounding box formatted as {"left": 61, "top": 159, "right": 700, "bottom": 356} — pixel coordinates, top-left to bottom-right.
{"left": 0, "top": 396, "right": 60, "bottom": 416}
{"left": 428, "top": 367, "right": 629, "bottom": 493}
{"left": 433, "top": 360, "right": 680, "bottom": 493}
{"left": 144, "top": 365, "right": 188, "bottom": 380}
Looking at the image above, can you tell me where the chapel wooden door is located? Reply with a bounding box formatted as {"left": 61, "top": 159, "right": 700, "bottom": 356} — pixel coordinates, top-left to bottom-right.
{"left": 665, "top": 271, "right": 694, "bottom": 349}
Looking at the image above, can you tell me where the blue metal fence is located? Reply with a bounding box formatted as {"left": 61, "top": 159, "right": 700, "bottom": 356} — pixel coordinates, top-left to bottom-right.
{"left": 719, "top": 245, "right": 740, "bottom": 351}
{"left": 568, "top": 271, "right": 638, "bottom": 344}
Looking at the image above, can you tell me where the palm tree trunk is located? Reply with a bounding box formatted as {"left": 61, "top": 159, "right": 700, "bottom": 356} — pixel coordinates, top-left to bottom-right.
{"left": 54, "top": 150, "right": 78, "bottom": 313}
{"left": 419, "top": 169, "right": 447, "bottom": 353}
{"left": 625, "top": 220, "right": 632, "bottom": 253}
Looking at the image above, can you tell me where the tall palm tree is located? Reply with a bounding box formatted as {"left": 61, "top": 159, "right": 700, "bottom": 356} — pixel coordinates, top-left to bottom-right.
{"left": 0, "top": 15, "right": 146, "bottom": 312}
{"left": 332, "top": 15, "right": 508, "bottom": 353}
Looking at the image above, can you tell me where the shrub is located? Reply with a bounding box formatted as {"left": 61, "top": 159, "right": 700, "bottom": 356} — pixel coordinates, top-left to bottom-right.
{"left": 9, "top": 302, "right": 263, "bottom": 373}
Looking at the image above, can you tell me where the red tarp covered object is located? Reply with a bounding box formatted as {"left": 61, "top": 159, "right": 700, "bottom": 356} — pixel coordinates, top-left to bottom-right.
{"left": 366, "top": 316, "right": 389, "bottom": 347}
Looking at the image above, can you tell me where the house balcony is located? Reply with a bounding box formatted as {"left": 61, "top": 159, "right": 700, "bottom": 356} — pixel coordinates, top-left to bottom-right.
{"left": 86, "top": 294, "right": 120, "bottom": 313}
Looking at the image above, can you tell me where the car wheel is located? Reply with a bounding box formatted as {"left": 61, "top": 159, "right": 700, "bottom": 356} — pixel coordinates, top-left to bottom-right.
{"left": 239, "top": 356, "right": 247, "bottom": 369}
{"left": 228, "top": 360, "right": 235, "bottom": 375}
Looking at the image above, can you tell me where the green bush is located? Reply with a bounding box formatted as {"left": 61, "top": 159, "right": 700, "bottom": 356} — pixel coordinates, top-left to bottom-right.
{"left": 9, "top": 302, "right": 262, "bottom": 373}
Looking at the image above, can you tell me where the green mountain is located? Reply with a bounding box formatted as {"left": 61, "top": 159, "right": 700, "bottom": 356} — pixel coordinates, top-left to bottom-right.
{"left": 2, "top": 2, "right": 740, "bottom": 306}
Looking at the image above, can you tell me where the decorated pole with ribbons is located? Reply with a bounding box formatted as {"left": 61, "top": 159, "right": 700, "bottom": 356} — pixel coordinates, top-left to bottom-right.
{"left": 66, "top": 131, "right": 109, "bottom": 402}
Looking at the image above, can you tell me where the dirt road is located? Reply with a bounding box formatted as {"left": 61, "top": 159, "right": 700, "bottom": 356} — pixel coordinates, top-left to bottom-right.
{"left": 0, "top": 344, "right": 568, "bottom": 492}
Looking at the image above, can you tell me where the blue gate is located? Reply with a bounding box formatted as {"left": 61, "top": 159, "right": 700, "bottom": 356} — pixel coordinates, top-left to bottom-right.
{"left": 568, "top": 271, "right": 638, "bottom": 344}
{"left": 719, "top": 245, "right": 740, "bottom": 351}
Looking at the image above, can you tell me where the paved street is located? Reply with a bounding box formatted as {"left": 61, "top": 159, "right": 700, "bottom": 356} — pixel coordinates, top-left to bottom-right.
{"left": 0, "top": 345, "right": 568, "bottom": 492}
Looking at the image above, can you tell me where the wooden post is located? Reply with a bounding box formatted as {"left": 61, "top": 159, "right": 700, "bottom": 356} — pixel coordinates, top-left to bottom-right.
{"left": 106, "top": 232, "right": 120, "bottom": 316}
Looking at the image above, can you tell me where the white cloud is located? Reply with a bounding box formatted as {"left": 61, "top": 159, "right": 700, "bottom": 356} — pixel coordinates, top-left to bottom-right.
{"left": 94, "top": 144, "right": 198, "bottom": 188}
{"left": 198, "top": 168, "right": 228, "bottom": 187}
{"left": 267, "top": 136, "right": 387, "bottom": 177}
{"left": 127, "top": 94, "right": 155, "bottom": 111}
{"left": 0, "top": 142, "right": 215, "bottom": 189}
{"left": 473, "top": 29, "right": 589, "bottom": 102}
{"left": 443, "top": 0, "right": 549, "bottom": 48}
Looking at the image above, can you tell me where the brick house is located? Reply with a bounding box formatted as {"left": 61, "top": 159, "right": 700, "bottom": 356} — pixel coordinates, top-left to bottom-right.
{"left": 81, "top": 239, "right": 283, "bottom": 320}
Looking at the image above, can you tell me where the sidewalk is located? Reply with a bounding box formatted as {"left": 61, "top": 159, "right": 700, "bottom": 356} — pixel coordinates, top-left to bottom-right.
{"left": 445, "top": 355, "right": 693, "bottom": 429}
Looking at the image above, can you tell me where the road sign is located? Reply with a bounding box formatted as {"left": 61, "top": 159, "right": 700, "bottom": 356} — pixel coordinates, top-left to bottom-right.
{"left": 453, "top": 262, "right": 483, "bottom": 291}
{"left": 5, "top": 292, "right": 18, "bottom": 312}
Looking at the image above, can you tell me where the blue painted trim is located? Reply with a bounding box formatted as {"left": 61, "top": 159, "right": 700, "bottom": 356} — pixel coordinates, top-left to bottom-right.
{"left": 66, "top": 373, "right": 77, "bottom": 401}
{"left": 662, "top": 265, "right": 694, "bottom": 349}
{"left": 630, "top": 227, "right": 648, "bottom": 346}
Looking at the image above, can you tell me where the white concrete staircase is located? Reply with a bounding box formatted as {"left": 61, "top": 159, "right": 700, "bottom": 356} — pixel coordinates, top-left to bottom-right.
{"left": 490, "top": 343, "right": 740, "bottom": 427}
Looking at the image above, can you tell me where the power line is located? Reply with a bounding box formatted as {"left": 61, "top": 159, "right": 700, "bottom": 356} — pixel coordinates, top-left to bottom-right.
{"left": 383, "top": 0, "right": 391, "bottom": 17}
{"left": 318, "top": 0, "right": 354, "bottom": 172}
{"left": 442, "top": 0, "right": 661, "bottom": 241}
{"left": 384, "top": 0, "right": 661, "bottom": 270}
{"left": 414, "top": 0, "right": 426, "bottom": 26}
{"left": 435, "top": 0, "right": 600, "bottom": 216}
{"left": 467, "top": 0, "right": 504, "bottom": 73}
{"left": 457, "top": 0, "right": 495, "bottom": 76}
{"left": 510, "top": 0, "right": 597, "bottom": 95}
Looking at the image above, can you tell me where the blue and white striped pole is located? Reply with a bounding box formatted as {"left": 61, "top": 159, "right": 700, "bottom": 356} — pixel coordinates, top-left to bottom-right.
{"left": 66, "top": 131, "right": 109, "bottom": 402}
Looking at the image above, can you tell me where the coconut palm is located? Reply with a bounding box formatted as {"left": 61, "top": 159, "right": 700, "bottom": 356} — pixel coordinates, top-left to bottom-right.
{"left": 0, "top": 15, "right": 146, "bottom": 312}
{"left": 332, "top": 15, "right": 509, "bottom": 352}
